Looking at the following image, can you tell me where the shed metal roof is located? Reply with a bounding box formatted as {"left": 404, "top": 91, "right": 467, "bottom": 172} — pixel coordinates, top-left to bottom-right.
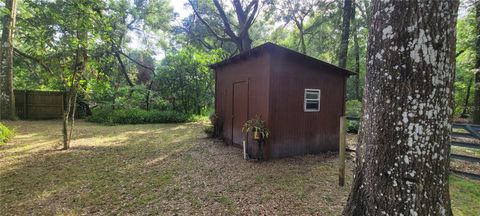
{"left": 209, "top": 42, "right": 355, "bottom": 77}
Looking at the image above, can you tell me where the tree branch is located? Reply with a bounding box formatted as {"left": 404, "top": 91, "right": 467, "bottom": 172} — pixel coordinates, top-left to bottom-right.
{"left": 212, "top": 0, "right": 239, "bottom": 40}
{"left": 117, "top": 50, "right": 155, "bottom": 71}
{"left": 13, "top": 48, "right": 54, "bottom": 75}
{"left": 179, "top": 26, "right": 214, "bottom": 50}
{"left": 188, "top": 0, "right": 231, "bottom": 42}
{"left": 242, "top": 0, "right": 259, "bottom": 36}
{"left": 456, "top": 49, "right": 467, "bottom": 58}
{"left": 113, "top": 49, "right": 134, "bottom": 88}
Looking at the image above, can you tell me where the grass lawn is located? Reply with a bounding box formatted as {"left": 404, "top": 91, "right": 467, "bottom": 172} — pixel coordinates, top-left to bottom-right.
{"left": 0, "top": 120, "right": 479, "bottom": 215}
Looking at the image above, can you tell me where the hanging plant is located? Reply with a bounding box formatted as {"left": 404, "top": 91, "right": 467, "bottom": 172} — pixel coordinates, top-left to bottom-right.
{"left": 242, "top": 115, "right": 270, "bottom": 140}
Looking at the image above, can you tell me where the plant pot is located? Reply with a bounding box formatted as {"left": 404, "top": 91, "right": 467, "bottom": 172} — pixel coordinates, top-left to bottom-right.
{"left": 253, "top": 131, "right": 261, "bottom": 140}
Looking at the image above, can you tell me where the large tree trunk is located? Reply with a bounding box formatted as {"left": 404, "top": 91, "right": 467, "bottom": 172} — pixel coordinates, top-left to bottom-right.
{"left": 343, "top": 1, "right": 459, "bottom": 215}
{"left": 0, "top": 0, "right": 17, "bottom": 120}
{"left": 337, "top": 0, "right": 354, "bottom": 69}
{"left": 239, "top": 35, "right": 252, "bottom": 53}
{"left": 473, "top": 2, "right": 480, "bottom": 123}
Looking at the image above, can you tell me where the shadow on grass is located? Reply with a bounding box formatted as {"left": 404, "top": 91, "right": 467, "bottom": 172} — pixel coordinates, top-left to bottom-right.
{"left": 0, "top": 121, "right": 204, "bottom": 215}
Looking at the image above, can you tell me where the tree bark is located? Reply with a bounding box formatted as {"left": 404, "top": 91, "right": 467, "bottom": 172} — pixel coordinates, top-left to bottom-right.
{"left": 473, "top": 1, "right": 480, "bottom": 123}
{"left": 0, "top": 0, "right": 17, "bottom": 120}
{"left": 337, "top": 0, "right": 354, "bottom": 69}
{"left": 343, "top": 1, "right": 459, "bottom": 215}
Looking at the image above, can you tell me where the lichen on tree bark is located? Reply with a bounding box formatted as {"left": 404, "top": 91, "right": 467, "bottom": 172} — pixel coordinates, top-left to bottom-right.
{"left": 343, "top": 1, "right": 459, "bottom": 215}
{"left": 0, "top": 0, "right": 17, "bottom": 120}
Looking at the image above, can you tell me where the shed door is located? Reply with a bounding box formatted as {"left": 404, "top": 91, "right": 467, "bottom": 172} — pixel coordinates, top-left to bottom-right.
{"left": 232, "top": 81, "right": 248, "bottom": 145}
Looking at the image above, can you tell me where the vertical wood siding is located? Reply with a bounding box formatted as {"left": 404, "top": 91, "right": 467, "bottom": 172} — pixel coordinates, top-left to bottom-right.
{"left": 215, "top": 53, "right": 271, "bottom": 149}
{"left": 268, "top": 51, "right": 346, "bottom": 159}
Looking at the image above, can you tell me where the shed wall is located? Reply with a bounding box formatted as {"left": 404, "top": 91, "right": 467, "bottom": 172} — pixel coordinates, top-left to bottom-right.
{"left": 215, "top": 53, "right": 271, "bottom": 147}
{"left": 268, "top": 52, "right": 346, "bottom": 159}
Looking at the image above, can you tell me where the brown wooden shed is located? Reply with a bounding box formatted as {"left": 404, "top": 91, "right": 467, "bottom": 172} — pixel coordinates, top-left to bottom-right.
{"left": 211, "top": 43, "right": 353, "bottom": 160}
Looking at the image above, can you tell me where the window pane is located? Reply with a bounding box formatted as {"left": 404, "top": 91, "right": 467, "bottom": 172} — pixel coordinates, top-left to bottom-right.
{"left": 306, "top": 101, "right": 319, "bottom": 110}
{"left": 306, "top": 92, "right": 319, "bottom": 100}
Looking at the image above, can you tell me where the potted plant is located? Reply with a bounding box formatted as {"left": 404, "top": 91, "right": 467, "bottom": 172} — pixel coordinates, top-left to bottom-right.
{"left": 242, "top": 116, "right": 270, "bottom": 141}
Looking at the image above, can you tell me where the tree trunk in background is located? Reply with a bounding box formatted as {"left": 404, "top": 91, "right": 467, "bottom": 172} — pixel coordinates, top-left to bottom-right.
{"left": 460, "top": 77, "right": 473, "bottom": 118}
{"left": 300, "top": 29, "right": 306, "bottom": 54}
{"left": 337, "top": 0, "right": 353, "bottom": 68}
{"left": 343, "top": 1, "right": 458, "bottom": 215}
{"left": 473, "top": 2, "right": 480, "bottom": 123}
{"left": 296, "top": 21, "right": 307, "bottom": 54}
{"left": 352, "top": 1, "right": 361, "bottom": 100}
{"left": 0, "top": 0, "right": 17, "bottom": 120}
{"left": 239, "top": 35, "right": 253, "bottom": 52}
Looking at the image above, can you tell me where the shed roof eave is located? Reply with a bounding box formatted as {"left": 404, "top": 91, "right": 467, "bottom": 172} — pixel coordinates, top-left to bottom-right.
{"left": 209, "top": 42, "right": 355, "bottom": 77}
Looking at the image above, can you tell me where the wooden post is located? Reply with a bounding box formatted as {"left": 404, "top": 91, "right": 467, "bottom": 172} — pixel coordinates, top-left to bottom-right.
{"left": 339, "top": 116, "right": 346, "bottom": 186}
{"left": 243, "top": 140, "right": 247, "bottom": 160}
{"left": 23, "top": 90, "right": 27, "bottom": 119}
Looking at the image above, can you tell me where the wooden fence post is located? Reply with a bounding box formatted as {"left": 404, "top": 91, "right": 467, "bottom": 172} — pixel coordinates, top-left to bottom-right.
{"left": 23, "top": 90, "right": 28, "bottom": 119}
{"left": 339, "top": 116, "right": 346, "bottom": 187}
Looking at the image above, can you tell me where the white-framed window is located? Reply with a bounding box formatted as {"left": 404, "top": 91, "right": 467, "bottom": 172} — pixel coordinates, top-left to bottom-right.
{"left": 304, "top": 89, "right": 321, "bottom": 112}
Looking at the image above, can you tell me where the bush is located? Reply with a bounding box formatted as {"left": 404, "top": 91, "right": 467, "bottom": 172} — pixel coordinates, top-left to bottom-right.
{"left": 347, "top": 120, "right": 359, "bottom": 134}
{"left": 345, "top": 100, "right": 361, "bottom": 134}
{"left": 203, "top": 125, "right": 215, "bottom": 138}
{"left": 0, "top": 123, "right": 13, "bottom": 144}
{"left": 346, "top": 100, "right": 362, "bottom": 118}
{"left": 86, "top": 108, "right": 190, "bottom": 125}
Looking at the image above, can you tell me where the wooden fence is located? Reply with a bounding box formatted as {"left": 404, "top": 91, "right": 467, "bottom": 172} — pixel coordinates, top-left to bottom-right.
{"left": 346, "top": 116, "right": 480, "bottom": 180}
{"left": 14, "top": 90, "right": 65, "bottom": 120}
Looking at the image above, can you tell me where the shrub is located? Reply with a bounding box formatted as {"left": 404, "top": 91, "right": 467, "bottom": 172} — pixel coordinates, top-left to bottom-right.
{"left": 345, "top": 100, "right": 361, "bottom": 134}
{"left": 346, "top": 100, "right": 362, "bottom": 118}
{"left": 0, "top": 123, "right": 13, "bottom": 144}
{"left": 203, "top": 126, "right": 215, "bottom": 138}
{"left": 347, "top": 120, "right": 359, "bottom": 134}
{"left": 86, "top": 108, "right": 190, "bottom": 125}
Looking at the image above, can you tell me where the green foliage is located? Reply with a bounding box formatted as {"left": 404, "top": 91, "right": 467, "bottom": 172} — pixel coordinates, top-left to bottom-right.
{"left": 156, "top": 47, "right": 225, "bottom": 115}
{"left": 346, "top": 100, "right": 361, "bottom": 133}
{"left": 346, "top": 100, "right": 362, "bottom": 117}
{"left": 453, "top": 9, "right": 476, "bottom": 118}
{"left": 347, "top": 120, "right": 359, "bottom": 134}
{"left": 86, "top": 108, "right": 189, "bottom": 125}
{"left": 0, "top": 123, "right": 13, "bottom": 144}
